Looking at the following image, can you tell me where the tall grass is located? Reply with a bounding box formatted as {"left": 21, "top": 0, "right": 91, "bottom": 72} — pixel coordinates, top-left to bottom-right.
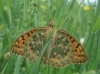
{"left": 0, "top": 0, "right": 100, "bottom": 74}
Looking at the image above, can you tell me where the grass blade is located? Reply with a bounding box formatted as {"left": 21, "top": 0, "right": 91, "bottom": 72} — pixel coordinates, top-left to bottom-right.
{"left": 93, "top": 16, "right": 100, "bottom": 33}
{"left": 14, "top": 56, "right": 22, "bottom": 74}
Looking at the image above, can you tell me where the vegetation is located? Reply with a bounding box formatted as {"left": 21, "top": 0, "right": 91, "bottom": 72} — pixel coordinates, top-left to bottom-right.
{"left": 0, "top": 0, "right": 100, "bottom": 74}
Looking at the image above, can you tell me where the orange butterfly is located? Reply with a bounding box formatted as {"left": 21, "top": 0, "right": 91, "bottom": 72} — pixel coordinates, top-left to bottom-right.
{"left": 10, "top": 20, "right": 88, "bottom": 68}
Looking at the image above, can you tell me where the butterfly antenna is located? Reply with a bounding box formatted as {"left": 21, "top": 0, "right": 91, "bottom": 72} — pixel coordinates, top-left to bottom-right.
{"left": 34, "top": 4, "right": 51, "bottom": 20}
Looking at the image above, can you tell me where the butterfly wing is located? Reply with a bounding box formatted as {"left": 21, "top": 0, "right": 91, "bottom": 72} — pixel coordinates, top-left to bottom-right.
{"left": 58, "top": 29, "right": 88, "bottom": 64}
{"left": 10, "top": 27, "right": 46, "bottom": 56}
{"left": 47, "top": 29, "right": 88, "bottom": 68}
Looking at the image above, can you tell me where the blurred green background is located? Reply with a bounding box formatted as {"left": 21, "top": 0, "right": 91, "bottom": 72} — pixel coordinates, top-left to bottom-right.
{"left": 0, "top": 0, "right": 100, "bottom": 74}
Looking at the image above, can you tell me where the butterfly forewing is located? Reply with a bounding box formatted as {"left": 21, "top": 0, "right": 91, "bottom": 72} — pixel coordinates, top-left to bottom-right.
{"left": 66, "top": 33, "right": 88, "bottom": 63}
{"left": 58, "top": 29, "right": 88, "bottom": 63}
{"left": 10, "top": 27, "right": 46, "bottom": 56}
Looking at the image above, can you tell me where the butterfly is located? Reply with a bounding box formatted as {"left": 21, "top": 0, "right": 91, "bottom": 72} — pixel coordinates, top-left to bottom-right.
{"left": 10, "top": 20, "right": 88, "bottom": 68}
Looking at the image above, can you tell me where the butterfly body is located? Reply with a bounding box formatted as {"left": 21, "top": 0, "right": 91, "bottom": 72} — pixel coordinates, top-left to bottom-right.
{"left": 10, "top": 21, "right": 88, "bottom": 68}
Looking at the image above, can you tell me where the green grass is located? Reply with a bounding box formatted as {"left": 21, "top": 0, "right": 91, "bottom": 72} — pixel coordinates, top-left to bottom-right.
{"left": 0, "top": 0, "right": 100, "bottom": 74}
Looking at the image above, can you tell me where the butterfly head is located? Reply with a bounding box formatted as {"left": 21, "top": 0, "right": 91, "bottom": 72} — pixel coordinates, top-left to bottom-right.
{"left": 49, "top": 20, "right": 55, "bottom": 28}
